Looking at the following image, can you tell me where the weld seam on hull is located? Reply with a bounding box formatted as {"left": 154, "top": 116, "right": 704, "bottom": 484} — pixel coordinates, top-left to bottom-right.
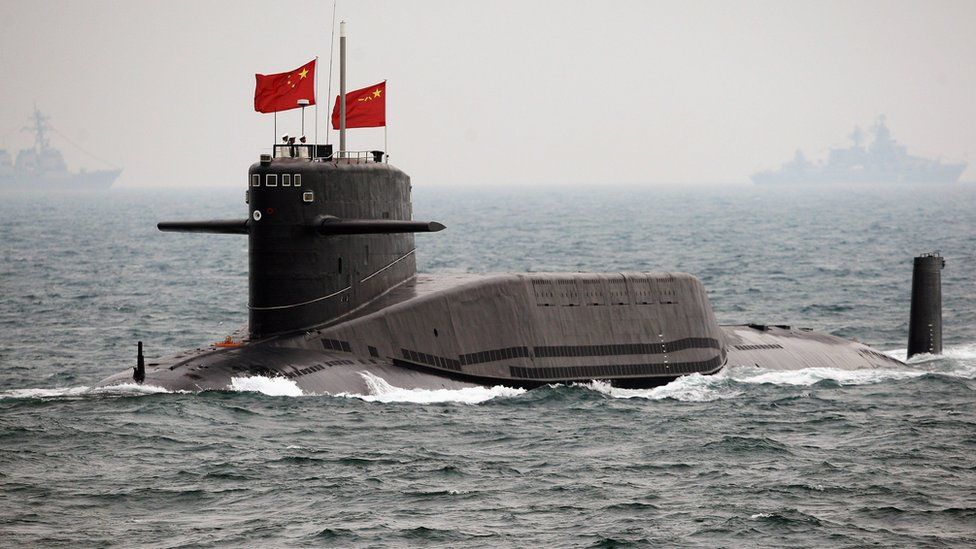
{"left": 248, "top": 286, "right": 352, "bottom": 311}
{"left": 359, "top": 249, "right": 416, "bottom": 283}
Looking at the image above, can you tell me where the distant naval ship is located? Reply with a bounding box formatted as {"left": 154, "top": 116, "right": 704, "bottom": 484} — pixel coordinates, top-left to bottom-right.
{"left": 753, "top": 116, "right": 967, "bottom": 185}
{"left": 0, "top": 108, "right": 120, "bottom": 190}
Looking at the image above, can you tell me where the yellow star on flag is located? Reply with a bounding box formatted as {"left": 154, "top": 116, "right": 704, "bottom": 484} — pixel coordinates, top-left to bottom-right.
{"left": 299, "top": 68, "right": 309, "bottom": 79}
{"left": 373, "top": 88, "right": 382, "bottom": 98}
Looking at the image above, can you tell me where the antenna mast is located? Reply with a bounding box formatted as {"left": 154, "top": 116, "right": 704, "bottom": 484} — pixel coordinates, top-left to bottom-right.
{"left": 339, "top": 21, "right": 347, "bottom": 156}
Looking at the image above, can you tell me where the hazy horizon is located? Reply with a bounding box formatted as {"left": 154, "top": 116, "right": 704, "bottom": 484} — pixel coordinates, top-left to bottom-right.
{"left": 1, "top": 0, "right": 974, "bottom": 188}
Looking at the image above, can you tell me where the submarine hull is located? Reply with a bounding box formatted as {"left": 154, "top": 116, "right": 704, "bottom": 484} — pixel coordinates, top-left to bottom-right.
{"left": 97, "top": 273, "right": 902, "bottom": 394}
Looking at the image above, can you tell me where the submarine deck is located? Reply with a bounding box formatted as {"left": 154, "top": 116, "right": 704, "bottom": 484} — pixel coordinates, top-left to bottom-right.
{"left": 98, "top": 273, "right": 906, "bottom": 394}
{"left": 319, "top": 273, "right": 491, "bottom": 330}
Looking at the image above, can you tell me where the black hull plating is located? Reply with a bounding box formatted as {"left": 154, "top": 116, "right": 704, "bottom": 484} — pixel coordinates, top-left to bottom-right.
{"left": 98, "top": 274, "right": 902, "bottom": 395}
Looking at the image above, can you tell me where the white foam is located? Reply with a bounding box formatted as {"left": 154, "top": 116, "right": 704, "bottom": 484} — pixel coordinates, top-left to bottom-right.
{"left": 886, "top": 343, "right": 976, "bottom": 363}
{"left": 582, "top": 375, "right": 740, "bottom": 402}
{"left": 878, "top": 344, "right": 976, "bottom": 379}
{"left": 89, "top": 383, "right": 174, "bottom": 395}
{"left": 0, "top": 383, "right": 173, "bottom": 400}
{"left": 730, "top": 366, "right": 927, "bottom": 386}
{"left": 576, "top": 351, "right": 976, "bottom": 402}
{"left": 229, "top": 375, "right": 304, "bottom": 397}
{"left": 335, "top": 371, "right": 526, "bottom": 404}
{"left": 0, "top": 386, "right": 92, "bottom": 399}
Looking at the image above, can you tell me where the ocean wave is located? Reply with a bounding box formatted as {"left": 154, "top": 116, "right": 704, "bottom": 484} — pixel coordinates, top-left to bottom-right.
{"left": 228, "top": 375, "right": 304, "bottom": 397}
{"left": 334, "top": 371, "right": 526, "bottom": 404}
{"left": 574, "top": 354, "right": 976, "bottom": 402}
{"left": 581, "top": 376, "right": 741, "bottom": 402}
{"left": 7, "top": 343, "right": 973, "bottom": 404}
{"left": 729, "top": 366, "right": 928, "bottom": 386}
{"left": 887, "top": 342, "right": 976, "bottom": 363}
{"left": 0, "top": 383, "right": 172, "bottom": 400}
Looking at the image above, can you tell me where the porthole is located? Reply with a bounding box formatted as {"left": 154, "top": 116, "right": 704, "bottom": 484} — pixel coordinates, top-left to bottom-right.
{"left": 252, "top": 210, "right": 262, "bottom": 221}
{"left": 302, "top": 191, "right": 314, "bottom": 203}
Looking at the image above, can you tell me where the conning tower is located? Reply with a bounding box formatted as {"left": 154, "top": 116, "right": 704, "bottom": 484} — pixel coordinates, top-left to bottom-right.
{"left": 159, "top": 145, "right": 443, "bottom": 338}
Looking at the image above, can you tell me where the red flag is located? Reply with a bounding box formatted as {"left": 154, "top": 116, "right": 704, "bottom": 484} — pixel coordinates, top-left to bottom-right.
{"left": 331, "top": 81, "right": 386, "bottom": 129}
{"left": 254, "top": 59, "right": 316, "bottom": 114}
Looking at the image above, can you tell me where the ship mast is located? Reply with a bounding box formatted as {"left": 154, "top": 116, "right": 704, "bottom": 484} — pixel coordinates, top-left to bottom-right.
{"left": 339, "top": 21, "right": 347, "bottom": 156}
{"left": 26, "top": 106, "right": 51, "bottom": 153}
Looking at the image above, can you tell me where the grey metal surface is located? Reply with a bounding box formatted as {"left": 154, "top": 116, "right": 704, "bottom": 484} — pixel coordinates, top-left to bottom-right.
{"left": 722, "top": 324, "right": 903, "bottom": 370}
{"left": 98, "top": 271, "right": 904, "bottom": 394}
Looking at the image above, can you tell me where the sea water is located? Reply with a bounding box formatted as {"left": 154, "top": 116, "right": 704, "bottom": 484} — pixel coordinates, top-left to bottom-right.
{"left": 1, "top": 184, "right": 974, "bottom": 547}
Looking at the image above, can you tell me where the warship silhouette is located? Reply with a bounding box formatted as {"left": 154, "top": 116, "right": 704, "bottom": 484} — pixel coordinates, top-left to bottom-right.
{"left": 0, "top": 108, "right": 120, "bottom": 191}
{"left": 97, "top": 30, "right": 946, "bottom": 394}
{"left": 753, "top": 117, "right": 967, "bottom": 185}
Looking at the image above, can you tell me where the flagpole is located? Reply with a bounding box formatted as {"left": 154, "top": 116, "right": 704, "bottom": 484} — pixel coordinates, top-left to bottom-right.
{"left": 274, "top": 112, "right": 277, "bottom": 150}
{"left": 384, "top": 79, "right": 388, "bottom": 162}
{"left": 326, "top": 0, "right": 337, "bottom": 147}
{"left": 314, "top": 56, "right": 319, "bottom": 149}
{"left": 339, "top": 21, "right": 347, "bottom": 156}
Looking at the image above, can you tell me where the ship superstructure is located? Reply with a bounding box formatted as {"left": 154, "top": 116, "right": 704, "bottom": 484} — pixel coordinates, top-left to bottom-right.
{"left": 753, "top": 117, "right": 967, "bottom": 185}
{"left": 0, "top": 108, "right": 120, "bottom": 190}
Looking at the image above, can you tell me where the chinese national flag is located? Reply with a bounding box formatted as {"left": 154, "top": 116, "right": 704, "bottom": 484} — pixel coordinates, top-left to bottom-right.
{"left": 254, "top": 59, "right": 316, "bottom": 113}
{"left": 331, "top": 81, "right": 386, "bottom": 128}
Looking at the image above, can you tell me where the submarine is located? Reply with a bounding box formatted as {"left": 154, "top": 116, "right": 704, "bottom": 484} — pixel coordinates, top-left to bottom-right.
{"left": 95, "top": 142, "right": 945, "bottom": 394}
{"left": 97, "top": 30, "right": 946, "bottom": 395}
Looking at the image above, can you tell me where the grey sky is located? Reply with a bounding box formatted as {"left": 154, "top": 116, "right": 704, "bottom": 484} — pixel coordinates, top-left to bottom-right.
{"left": 1, "top": 0, "right": 973, "bottom": 187}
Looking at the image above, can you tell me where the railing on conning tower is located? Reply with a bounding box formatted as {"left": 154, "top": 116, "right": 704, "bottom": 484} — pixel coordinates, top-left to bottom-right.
{"left": 272, "top": 144, "right": 386, "bottom": 163}
{"left": 333, "top": 150, "right": 387, "bottom": 163}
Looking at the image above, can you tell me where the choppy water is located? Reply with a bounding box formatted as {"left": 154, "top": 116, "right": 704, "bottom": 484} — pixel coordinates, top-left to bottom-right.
{"left": 1, "top": 184, "right": 975, "bottom": 547}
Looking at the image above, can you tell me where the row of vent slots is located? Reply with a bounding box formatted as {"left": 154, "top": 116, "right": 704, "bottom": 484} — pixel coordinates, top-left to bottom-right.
{"left": 732, "top": 344, "right": 785, "bottom": 351}
{"left": 438, "top": 338, "right": 725, "bottom": 367}
{"left": 251, "top": 173, "right": 302, "bottom": 187}
{"left": 509, "top": 354, "right": 724, "bottom": 379}
{"left": 534, "top": 338, "right": 721, "bottom": 358}
{"left": 307, "top": 338, "right": 724, "bottom": 377}
{"left": 859, "top": 348, "right": 900, "bottom": 363}
{"left": 531, "top": 278, "right": 670, "bottom": 285}
{"left": 284, "top": 359, "right": 356, "bottom": 378}
{"left": 459, "top": 346, "right": 530, "bottom": 365}
{"left": 532, "top": 279, "right": 676, "bottom": 291}
{"left": 323, "top": 339, "right": 352, "bottom": 352}
{"left": 536, "top": 301, "right": 674, "bottom": 307}
{"left": 401, "top": 349, "right": 462, "bottom": 371}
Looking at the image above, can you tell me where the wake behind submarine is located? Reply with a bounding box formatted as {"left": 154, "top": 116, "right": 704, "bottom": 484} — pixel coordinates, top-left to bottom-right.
{"left": 96, "top": 143, "right": 946, "bottom": 394}
{"left": 98, "top": 32, "right": 946, "bottom": 395}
